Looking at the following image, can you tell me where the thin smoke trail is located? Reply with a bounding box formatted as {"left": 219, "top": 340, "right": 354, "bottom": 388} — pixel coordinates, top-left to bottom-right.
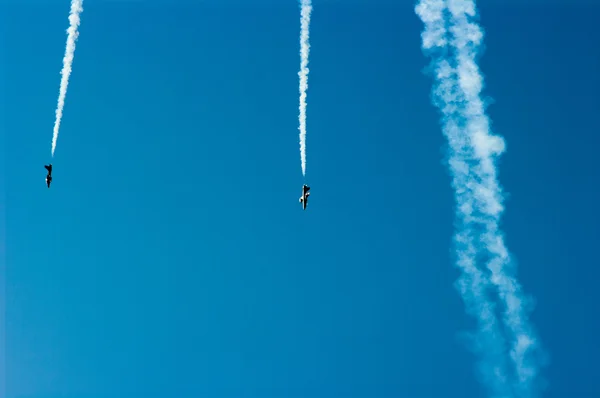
{"left": 415, "top": 0, "right": 543, "bottom": 397}
{"left": 51, "top": 0, "right": 83, "bottom": 157}
{"left": 298, "top": 0, "right": 312, "bottom": 177}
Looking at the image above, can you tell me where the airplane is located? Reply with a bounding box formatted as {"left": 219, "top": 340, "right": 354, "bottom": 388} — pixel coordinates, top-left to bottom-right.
{"left": 44, "top": 164, "right": 52, "bottom": 188}
{"left": 299, "top": 184, "right": 310, "bottom": 210}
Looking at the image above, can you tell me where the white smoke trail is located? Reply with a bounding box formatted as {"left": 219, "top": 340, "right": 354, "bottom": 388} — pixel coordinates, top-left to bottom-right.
{"left": 415, "top": 1, "right": 543, "bottom": 397}
{"left": 51, "top": 0, "right": 83, "bottom": 157}
{"left": 298, "top": 0, "right": 312, "bottom": 177}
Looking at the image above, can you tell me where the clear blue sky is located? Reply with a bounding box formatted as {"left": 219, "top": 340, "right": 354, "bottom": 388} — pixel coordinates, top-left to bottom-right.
{"left": 2, "top": 1, "right": 600, "bottom": 397}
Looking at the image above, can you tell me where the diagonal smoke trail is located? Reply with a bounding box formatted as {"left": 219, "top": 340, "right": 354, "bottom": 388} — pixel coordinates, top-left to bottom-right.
{"left": 416, "top": 1, "right": 510, "bottom": 395}
{"left": 415, "top": 1, "right": 544, "bottom": 397}
{"left": 298, "top": 0, "right": 312, "bottom": 177}
{"left": 51, "top": 0, "right": 83, "bottom": 157}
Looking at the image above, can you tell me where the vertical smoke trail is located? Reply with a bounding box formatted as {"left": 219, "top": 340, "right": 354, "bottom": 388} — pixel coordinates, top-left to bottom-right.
{"left": 416, "top": 1, "right": 510, "bottom": 395}
{"left": 415, "top": 0, "right": 543, "bottom": 397}
{"left": 51, "top": 0, "right": 83, "bottom": 157}
{"left": 298, "top": 0, "right": 312, "bottom": 177}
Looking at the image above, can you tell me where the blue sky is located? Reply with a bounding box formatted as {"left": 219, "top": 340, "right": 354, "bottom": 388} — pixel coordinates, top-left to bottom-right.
{"left": 2, "top": 0, "right": 600, "bottom": 397}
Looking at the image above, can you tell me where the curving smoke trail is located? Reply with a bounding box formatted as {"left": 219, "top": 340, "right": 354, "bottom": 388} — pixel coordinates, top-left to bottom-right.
{"left": 298, "top": 0, "right": 312, "bottom": 177}
{"left": 51, "top": 0, "right": 83, "bottom": 157}
{"left": 415, "top": 1, "right": 544, "bottom": 397}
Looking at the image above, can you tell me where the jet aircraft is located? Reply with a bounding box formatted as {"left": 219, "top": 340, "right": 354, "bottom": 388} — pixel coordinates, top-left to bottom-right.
{"left": 44, "top": 164, "right": 52, "bottom": 188}
{"left": 299, "top": 184, "right": 310, "bottom": 210}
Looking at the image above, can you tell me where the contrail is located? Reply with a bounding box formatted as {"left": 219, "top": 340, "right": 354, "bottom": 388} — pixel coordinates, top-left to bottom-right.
{"left": 51, "top": 0, "right": 83, "bottom": 157}
{"left": 415, "top": 1, "right": 543, "bottom": 397}
{"left": 298, "top": 0, "right": 312, "bottom": 177}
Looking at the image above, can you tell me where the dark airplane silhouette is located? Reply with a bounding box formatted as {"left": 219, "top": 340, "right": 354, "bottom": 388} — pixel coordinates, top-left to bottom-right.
{"left": 44, "top": 164, "right": 52, "bottom": 188}
{"left": 299, "top": 184, "right": 310, "bottom": 210}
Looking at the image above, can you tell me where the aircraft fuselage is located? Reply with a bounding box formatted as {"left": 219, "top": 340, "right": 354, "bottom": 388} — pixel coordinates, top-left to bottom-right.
{"left": 45, "top": 164, "right": 53, "bottom": 188}
{"left": 299, "top": 184, "right": 310, "bottom": 210}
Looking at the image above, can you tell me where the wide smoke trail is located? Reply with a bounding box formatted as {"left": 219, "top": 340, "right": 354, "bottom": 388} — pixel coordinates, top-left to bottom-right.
{"left": 298, "top": 0, "right": 312, "bottom": 177}
{"left": 51, "top": 0, "right": 83, "bottom": 157}
{"left": 415, "top": 1, "right": 544, "bottom": 397}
